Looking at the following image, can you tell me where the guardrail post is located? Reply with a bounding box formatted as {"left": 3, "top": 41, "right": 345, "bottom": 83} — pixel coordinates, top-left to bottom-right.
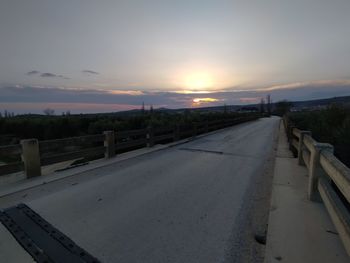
{"left": 147, "top": 126, "right": 154, "bottom": 147}
{"left": 288, "top": 126, "right": 295, "bottom": 151}
{"left": 20, "top": 139, "right": 41, "bottom": 178}
{"left": 283, "top": 116, "right": 289, "bottom": 132}
{"left": 173, "top": 124, "right": 180, "bottom": 141}
{"left": 104, "top": 131, "right": 115, "bottom": 158}
{"left": 308, "top": 143, "right": 334, "bottom": 201}
{"left": 298, "top": 131, "right": 312, "bottom": 165}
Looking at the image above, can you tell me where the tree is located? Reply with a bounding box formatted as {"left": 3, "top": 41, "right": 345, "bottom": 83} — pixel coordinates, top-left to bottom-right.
{"left": 223, "top": 104, "right": 228, "bottom": 114}
{"left": 274, "top": 100, "right": 292, "bottom": 116}
{"left": 260, "top": 99, "right": 265, "bottom": 113}
{"left": 43, "top": 108, "right": 55, "bottom": 116}
{"left": 141, "top": 102, "right": 145, "bottom": 114}
{"left": 266, "top": 94, "right": 271, "bottom": 115}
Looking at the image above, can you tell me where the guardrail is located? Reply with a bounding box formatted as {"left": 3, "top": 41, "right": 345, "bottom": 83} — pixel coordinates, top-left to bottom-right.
{"left": 0, "top": 116, "right": 258, "bottom": 179}
{"left": 283, "top": 116, "right": 350, "bottom": 256}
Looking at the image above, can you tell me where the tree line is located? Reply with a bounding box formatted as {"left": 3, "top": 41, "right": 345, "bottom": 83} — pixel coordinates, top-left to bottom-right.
{"left": 288, "top": 105, "right": 350, "bottom": 167}
{"left": 0, "top": 110, "right": 260, "bottom": 145}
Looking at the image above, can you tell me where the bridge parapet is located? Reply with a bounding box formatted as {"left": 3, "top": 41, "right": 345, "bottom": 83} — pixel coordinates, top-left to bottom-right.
{"left": 284, "top": 115, "right": 350, "bottom": 256}
{"left": 0, "top": 116, "right": 259, "bottom": 179}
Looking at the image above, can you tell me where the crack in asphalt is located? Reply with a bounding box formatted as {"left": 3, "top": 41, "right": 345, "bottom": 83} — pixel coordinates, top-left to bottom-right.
{"left": 178, "top": 147, "right": 261, "bottom": 159}
{"left": 179, "top": 147, "right": 224, "bottom": 155}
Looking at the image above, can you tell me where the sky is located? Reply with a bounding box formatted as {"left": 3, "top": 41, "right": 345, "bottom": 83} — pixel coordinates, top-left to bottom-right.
{"left": 1, "top": 0, "right": 350, "bottom": 113}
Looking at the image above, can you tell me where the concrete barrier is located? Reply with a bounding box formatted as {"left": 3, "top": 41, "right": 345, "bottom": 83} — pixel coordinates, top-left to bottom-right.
{"left": 297, "top": 131, "right": 311, "bottom": 165}
{"left": 308, "top": 143, "right": 334, "bottom": 201}
{"left": 285, "top": 116, "right": 350, "bottom": 257}
{"left": 20, "top": 139, "right": 41, "bottom": 178}
{"left": 104, "top": 131, "right": 115, "bottom": 158}
{"left": 146, "top": 126, "right": 154, "bottom": 147}
{"left": 318, "top": 178, "right": 350, "bottom": 256}
{"left": 0, "top": 116, "right": 260, "bottom": 179}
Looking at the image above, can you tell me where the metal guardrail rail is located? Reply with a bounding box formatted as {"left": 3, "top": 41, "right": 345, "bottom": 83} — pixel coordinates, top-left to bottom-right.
{"left": 284, "top": 115, "right": 350, "bottom": 256}
{"left": 0, "top": 116, "right": 259, "bottom": 178}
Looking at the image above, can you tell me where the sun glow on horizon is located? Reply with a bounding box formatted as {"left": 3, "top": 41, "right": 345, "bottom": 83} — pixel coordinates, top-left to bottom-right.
{"left": 175, "top": 90, "right": 216, "bottom": 94}
{"left": 184, "top": 72, "right": 214, "bottom": 90}
{"left": 192, "top": 97, "right": 218, "bottom": 103}
{"left": 174, "top": 65, "right": 238, "bottom": 94}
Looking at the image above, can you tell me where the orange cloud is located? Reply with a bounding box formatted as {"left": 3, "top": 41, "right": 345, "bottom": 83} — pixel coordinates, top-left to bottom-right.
{"left": 108, "top": 90, "right": 144, "bottom": 95}
{"left": 239, "top": 97, "right": 260, "bottom": 103}
{"left": 192, "top": 98, "right": 219, "bottom": 105}
{"left": 262, "top": 79, "right": 350, "bottom": 91}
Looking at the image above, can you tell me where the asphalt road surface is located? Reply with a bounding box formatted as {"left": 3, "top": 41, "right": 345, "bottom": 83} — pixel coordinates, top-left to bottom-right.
{"left": 1, "top": 117, "right": 280, "bottom": 263}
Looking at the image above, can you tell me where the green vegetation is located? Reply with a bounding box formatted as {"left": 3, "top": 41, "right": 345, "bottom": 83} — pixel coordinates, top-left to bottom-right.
{"left": 274, "top": 100, "right": 292, "bottom": 116}
{"left": 0, "top": 110, "right": 259, "bottom": 144}
{"left": 288, "top": 105, "right": 350, "bottom": 166}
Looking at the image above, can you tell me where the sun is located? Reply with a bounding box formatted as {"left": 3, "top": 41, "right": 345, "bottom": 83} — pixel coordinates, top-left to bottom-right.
{"left": 184, "top": 72, "right": 214, "bottom": 90}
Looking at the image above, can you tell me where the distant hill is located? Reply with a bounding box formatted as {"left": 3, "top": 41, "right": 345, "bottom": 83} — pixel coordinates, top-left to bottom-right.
{"left": 177, "top": 95, "right": 350, "bottom": 113}
{"left": 11, "top": 95, "right": 350, "bottom": 118}
{"left": 78, "top": 95, "right": 350, "bottom": 116}
{"left": 289, "top": 95, "right": 350, "bottom": 108}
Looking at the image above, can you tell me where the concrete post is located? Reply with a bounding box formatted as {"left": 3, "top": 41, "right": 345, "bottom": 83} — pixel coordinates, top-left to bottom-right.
{"left": 283, "top": 116, "right": 287, "bottom": 129}
{"left": 147, "top": 126, "right": 154, "bottom": 147}
{"left": 308, "top": 143, "right": 334, "bottom": 201}
{"left": 104, "top": 131, "right": 115, "bottom": 158}
{"left": 298, "top": 131, "right": 312, "bottom": 165}
{"left": 288, "top": 126, "right": 295, "bottom": 151}
{"left": 20, "top": 139, "right": 41, "bottom": 178}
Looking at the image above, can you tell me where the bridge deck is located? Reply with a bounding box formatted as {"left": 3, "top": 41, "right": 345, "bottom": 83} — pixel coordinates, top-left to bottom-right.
{"left": 0, "top": 117, "right": 279, "bottom": 263}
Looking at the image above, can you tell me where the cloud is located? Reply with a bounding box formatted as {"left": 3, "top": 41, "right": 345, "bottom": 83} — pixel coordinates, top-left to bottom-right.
{"left": 40, "top": 73, "right": 69, "bottom": 79}
{"left": 57, "top": 75, "right": 70, "bottom": 80}
{"left": 26, "top": 70, "right": 40, "bottom": 75}
{"left": 108, "top": 90, "right": 144, "bottom": 95}
{"left": 193, "top": 98, "right": 219, "bottom": 104}
{"left": 0, "top": 85, "right": 161, "bottom": 104}
{"left": 25, "top": 70, "right": 69, "bottom": 79}
{"left": 1, "top": 79, "right": 350, "bottom": 113}
{"left": 239, "top": 97, "right": 261, "bottom": 103}
{"left": 41, "top": 73, "right": 56, "bottom": 77}
{"left": 82, "top": 70, "right": 99, "bottom": 75}
{"left": 262, "top": 79, "right": 350, "bottom": 92}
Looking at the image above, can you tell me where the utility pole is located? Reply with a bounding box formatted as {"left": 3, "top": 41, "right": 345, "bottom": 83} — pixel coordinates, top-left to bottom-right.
{"left": 141, "top": 101, "right": 145, "bottom": 114}
{"left": 260, "top": 98, "right": 265, "bottom": 114}
{"left": 266, "top": 94, "right": 271, "bottom": 116}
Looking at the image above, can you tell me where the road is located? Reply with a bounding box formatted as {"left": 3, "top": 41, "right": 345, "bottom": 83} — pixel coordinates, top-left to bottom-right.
{"left": 1, "top": 117, "right": 280, "bottom": 263}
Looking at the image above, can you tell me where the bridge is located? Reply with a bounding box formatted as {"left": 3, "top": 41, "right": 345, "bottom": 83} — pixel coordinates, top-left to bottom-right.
{"left": 0, "top": 117, "right": 349, "bottom": 262}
